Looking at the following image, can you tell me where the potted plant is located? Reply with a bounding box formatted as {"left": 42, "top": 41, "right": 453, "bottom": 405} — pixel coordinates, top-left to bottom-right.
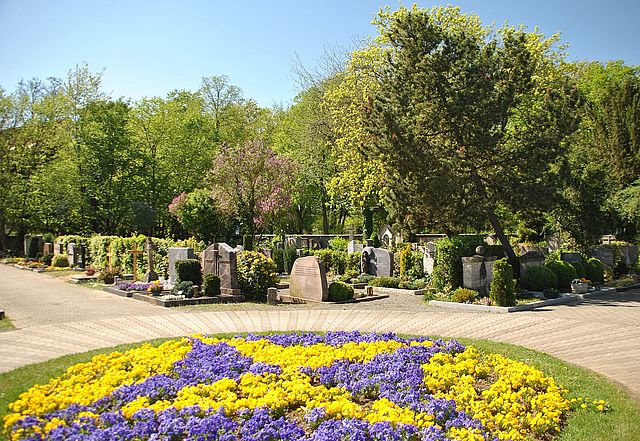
{"left": 147, "top": 280, "right": 164, "bottom": 296}
{"left": 85, "top": 267, "right": 96, "bottom": 276}
{"left": 571, "top": 278, "right": 590, "bottom": 294}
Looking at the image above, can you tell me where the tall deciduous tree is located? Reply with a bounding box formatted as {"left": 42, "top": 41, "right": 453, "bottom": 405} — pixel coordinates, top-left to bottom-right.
{"left": 366, "top": 5, "right": 578, "bottom": 267}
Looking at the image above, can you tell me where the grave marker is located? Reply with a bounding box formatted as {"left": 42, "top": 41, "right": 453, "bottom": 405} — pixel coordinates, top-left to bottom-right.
{"left": 128, "top": 243, "right": 144, "bottom": 282}
{"left": 142, "top": 238, "right": 159, "bottom": 282}
{"left": 288, "top": 256, "right": 328, "bottom": 302}
{"left": 202, "top": 243, "right": 241, "bottom": 295}
{"left": 361, "top": 247, "right": 393, "bottom": 277}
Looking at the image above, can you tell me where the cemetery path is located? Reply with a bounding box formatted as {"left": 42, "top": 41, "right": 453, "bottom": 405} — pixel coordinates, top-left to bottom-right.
{"left": 0, "top": 263, "right": 639, "bottom": 399}
{"left": 0, "top": 264, "right": 172, "bottom": 328}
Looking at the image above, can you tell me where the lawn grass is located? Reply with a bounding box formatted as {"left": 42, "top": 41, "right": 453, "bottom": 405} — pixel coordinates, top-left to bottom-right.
{"left": 1, "top": 334, "right": 638, "bottom": 441}
{"left": 0, "top": 317, "right": 14, "bottom": 333}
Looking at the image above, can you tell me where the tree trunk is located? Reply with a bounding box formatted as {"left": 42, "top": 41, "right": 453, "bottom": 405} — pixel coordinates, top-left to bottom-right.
{"left": 321, "top": 196, "right": 330, "bottom": 234}
{"left": 0, "top": 217, "right": 6, "bottom": 254}
{"left": 471, "top": 171, "right": 519, "bottom": 275}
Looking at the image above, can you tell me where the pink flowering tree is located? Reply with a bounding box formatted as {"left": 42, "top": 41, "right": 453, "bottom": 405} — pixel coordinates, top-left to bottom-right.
{"left": 209, "top": 140, "right": 296, "bottom": 247}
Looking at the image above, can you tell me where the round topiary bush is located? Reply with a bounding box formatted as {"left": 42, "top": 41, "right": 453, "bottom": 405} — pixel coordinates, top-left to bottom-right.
{"left": 203, "top": 273, "right": 221, "bottom": 297}
{"left": 570, "top": 261, "right": 586, "bottom": 278}
{"left": 522, "top": 265, "right": 558, "bottom": 291}
{"left": 490, "top": 258, "right": 515, "bottom": 307}
{"left": 237, "top": 251, "right": 278, "bottom": 301}
{"left": 585, "top": 258, "right": 605, "bottom": 284}
{"left": 452, "top": 287, "right": 478, "bottom": 303}
{"left": 51, "top": 254, "right": 70, "bottom": 268}
{"left": 545, "top": 260, "right": 577, "bottom": 290}
{"left": 328, "top": 281, "right": 354, "bottom": 302}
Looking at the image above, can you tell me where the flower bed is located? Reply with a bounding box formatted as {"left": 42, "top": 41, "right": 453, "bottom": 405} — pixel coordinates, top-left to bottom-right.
{"left": 3, "top": 332, "right": 602, "bottom": 441}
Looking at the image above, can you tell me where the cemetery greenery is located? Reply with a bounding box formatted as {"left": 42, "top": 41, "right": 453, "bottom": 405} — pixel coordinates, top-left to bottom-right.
{"left": 2, "top": 332, "right": 624, "bottom": 441}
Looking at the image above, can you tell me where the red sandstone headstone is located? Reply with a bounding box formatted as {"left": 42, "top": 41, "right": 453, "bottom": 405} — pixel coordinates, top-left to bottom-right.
{"left": 288, "top": 256, "right": 328, "bottom": 302}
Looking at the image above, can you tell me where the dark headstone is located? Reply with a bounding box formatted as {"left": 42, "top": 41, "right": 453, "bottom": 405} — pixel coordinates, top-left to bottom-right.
{"left": 78, "top": 245, "right": 86, "bottom": 269}
{"left": 289, "top": 256, "right": 328, "bottom": 302}
{"left": 142, "top": 238, "right": 159, "bottom": 282}
{"left": 202, "top": 243, "right": 241, "bottom": 295}
{"left": 168, "top": 247, "right": 195, "bottom": 284}
{"left": 24, "top": 235, "right": 43, "bottom": 258}
{"left": 561, "top": 252, "right": 582, "bottom": 264}
{"left": 593, "top": 246, "right": 615, "bottom": 268}
{"left": 519, "top": 251, "right": 545, "bottom": 278}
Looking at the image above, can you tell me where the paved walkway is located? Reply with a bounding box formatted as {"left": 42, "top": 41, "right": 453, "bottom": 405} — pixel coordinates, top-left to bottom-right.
{"left": 1, "top": 264, "right": 639, "bottom": 398}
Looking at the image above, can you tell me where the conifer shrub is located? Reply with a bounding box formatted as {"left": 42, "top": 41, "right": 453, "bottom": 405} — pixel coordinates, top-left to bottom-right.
{"left": 328, "top": 281, "right": 354, "bottom": 302}
{"left": 545, "top": 260, "right": 577, "bottom": 290}
{"left": 490, "top": 258, "right": 515, "bottom": 307}
{"left": 522, "top": 265, "right": 558, "bottom": 291}
{"left": 175, "top": 259, "right": 202, "bottom": 286}
{"left": 203, "top": 273, "right": 221, "bottom": 297}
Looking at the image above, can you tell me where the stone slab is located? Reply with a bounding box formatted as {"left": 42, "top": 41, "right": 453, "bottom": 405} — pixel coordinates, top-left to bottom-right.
{"left": 371, "top": 286, "right": 426, "bottom": 296}
{"left": 131, "top": 292, "right": 245, "bottom": 307}
{"left": 288, "top": 256, "right": 328, "bottom": 302}
{"left": 69, "top": 275, "right": 98, "bottom": 284}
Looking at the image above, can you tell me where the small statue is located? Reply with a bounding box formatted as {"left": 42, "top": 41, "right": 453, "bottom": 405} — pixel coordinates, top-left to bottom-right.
{"left": 361, "top": 250, "right": 370, "bottom": 275}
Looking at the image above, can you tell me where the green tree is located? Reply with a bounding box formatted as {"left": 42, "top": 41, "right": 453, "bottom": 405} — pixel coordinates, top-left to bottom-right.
{"left": 365, "top": 5, "right": 578, "bottom": 268}
{"left": 168, "top": 188, "right": 230, "bottom": 243}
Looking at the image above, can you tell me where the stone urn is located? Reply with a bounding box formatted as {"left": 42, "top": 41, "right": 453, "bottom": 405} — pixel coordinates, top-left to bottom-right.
{"left": 571, "top": 281, "right": 588, "bottom": 294}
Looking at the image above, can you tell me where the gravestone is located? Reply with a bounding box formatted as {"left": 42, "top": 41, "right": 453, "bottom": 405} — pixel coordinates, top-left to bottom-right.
{"left": 202, "top": 243, "right": 241, "bottom": 295}
{"left": 77, "top": 245, "right": 86, "bottom": 269}
{"left": 561, "top": 252, "right": 583, "bottom": 264}
{"left": 168, "top": 247, "right": 195, "bottom": 284}
{"left": 288, "top": 256, "right": 328, "bottom": 302}
{"left": 67, "top": 243, "right": 78, "bottom": 266}
{"left": 519, "top": 244, "right": 547, "bottom": 256}
{"left": 462, "top": 252, "right": 498, "bottom": 295}
{"left": 361, "top": 247, "right": 393, "bottom": 277}
{"left": 593, "top": 246, "right": 614, "bottom": 268}
{"left": 43, "top": 243, "right": 54, "bottom": 256}
{"left": 421, "top": 242, "right": 436, "bottom": 276}
{"left": 142, "top": 238, "right": 159, "bottom": 283}
{"left": 24, "top": 235, "right": 43, "bottom": 258}
{"left": 347, "top": 240, "right": 364, "bottom": 254}
{"left": 519, "top": 251, "right": 545, "bottom": 278}
{"left": 618, "top": 244, "right": 639, "bottom": 267}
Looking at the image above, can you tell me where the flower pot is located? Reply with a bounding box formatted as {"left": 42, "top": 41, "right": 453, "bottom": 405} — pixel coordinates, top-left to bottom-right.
{"left": 571, "top": 282, "right": 588, "bottom": 294}
{"left": 85, "top": 269, "right": 95, "bottom": 276}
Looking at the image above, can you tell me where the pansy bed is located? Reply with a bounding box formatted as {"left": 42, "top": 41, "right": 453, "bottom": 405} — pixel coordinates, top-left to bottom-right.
{"left": 4, "top": 332, "right": 592, "bottom": 441}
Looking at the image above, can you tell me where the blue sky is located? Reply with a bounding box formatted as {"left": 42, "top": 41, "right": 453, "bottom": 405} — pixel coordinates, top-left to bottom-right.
{"left": 1, "top": 0, "right": 638, "bottom": 107}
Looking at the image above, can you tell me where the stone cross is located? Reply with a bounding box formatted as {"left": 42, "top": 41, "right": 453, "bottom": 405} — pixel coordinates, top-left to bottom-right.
{"left": 347, "top": 225, "right": 355, "bottom": 241}
{"left": 128, "top": 243, "right": 144, "bottom": 281}
{"left": 142, "top": 238, "right": 159, "bottom": 282}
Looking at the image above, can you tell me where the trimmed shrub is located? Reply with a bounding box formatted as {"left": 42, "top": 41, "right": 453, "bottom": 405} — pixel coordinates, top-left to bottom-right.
{"left": 522, "top": 266, "right": 557, "bottom": 291}
{"left": 99, "top": 267, "right": 122, "bottom": 285}
{"left": 346, "top": 252, "right": 361, "bottom": 274}
{"left": 312, "top": 249, "right": 347, "bottom": 275}
{"left": 570, "top": 261, "right": 586, "bottom": 278}
{"left": 543, "top": 288, "right": 560, "bottom": 299}
{"left": 328, "top": 237, "right": 349, "bottom": 252}
{"left": 398, "top": 278, "right": 428, "bottom": 290}
{"left": 173, "top": 280, "right": 194, "bottom": 298}
{"left": 51, "top": 254, "right": 70, "bottom": 268}
{"left": 585, "top": 258, "right": 605, "bottom": 284}
{"left": 357, "top": 274, "right": 376, "bottom": 284}
{"left": 237, "top": 251, "right": 278, "bottom": 301}
{"left": 336, "top": 269, "right": 359, "bottom": 283}
{"left": 432, "top": 237, "right": 463, "bottom": 291}
{"left": 545, "top": 260, "right": 577, "bottom": 290}
{"left": 175, "top": 259, "right": 202, "bottom": 286}
{"left": 369, "top": 276, "right": 401, "bottom": 288}
{"left": 272, "top": 249, "right": 285, "bottom": 274}
{"left": 328, "top": 281, "right": 354, "bottom": 302}
{"left": 203, "top": 273, "right": 221, "bottom": 297}
{"left": 490, "top": 258, "right": 515, "bottom": 307}
{"left": 452, "top": 288, "right": 478, "bottom": 304}
{"left": 42, "top": 254, "right": 53, "bottom": 266}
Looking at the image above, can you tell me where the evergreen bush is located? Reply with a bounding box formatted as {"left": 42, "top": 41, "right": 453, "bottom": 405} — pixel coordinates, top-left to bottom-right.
{"left": 51, "top": 254, "right": 70, "bottom": 268}
{"left": 42, "top": 254, "right": 53, "bottom": 266}
{"left": 175, "top": 259, "right": 202, "bottom": 286}
{"left": 173, "top": 280, "right": 194, "bottom": 298}
{"left": 545, "top": 260, "right": 577, "bottom": 290}
{"left": 369, "top": 276, "right": 401, "bottom": 288}
{"left": 522, "top": 266, "right": 558, "bottom": 291}
{"left": 283, "top": 245, "right": 298, "bottom": 274}
{"left": 272, "top": 248, "right": 285, "bottom": 274}
{"left": 452, "top": 287, "right": 478, "bottom": 303}
{"left": 571, "top": 261, "right": 586, "bottom": 278}
{"left": 585, "top": 258, "right": 605, "bottom": 284}
{"left": 328, "top": 281, "right": 354, "bottom": 302}
{"left": 99, "top": 267, "right": 122, "bottom": 285}
{"left": 490, "top": 258, "right": 515, "bottom": 307}
{"left": 237, "top": 251, "right": 278, "bottom": 301}
{"left": 203, "top": 273, "right": 221, "bottom": 297}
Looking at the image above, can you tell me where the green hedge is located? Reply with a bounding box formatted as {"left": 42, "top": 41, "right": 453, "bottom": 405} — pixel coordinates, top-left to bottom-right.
{"left": 399, "top": 245, "right": 424, "bottom": 279}
{"left": 432, "top": 236, "right": 485, "bottom": 291}
{"left": 545, "top": 260, "right": 577, "bottom": 290}
{"left": 369, "top": 276, "right": 401, "bottom": 288}
{"left": 312, "top": 249, "right": 347, "bottom": 275}
{"left": 522, "top": 266, "right": 558, "bottom": 291}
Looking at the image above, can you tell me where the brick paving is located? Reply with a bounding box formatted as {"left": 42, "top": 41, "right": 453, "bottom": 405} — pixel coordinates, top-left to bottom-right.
{"left": 1, "top": 264, "right": 639, "bottom": 398}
